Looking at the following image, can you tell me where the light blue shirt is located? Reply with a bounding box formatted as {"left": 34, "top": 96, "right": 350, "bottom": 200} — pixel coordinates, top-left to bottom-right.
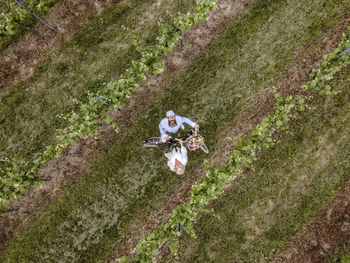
{"left": 159, "top": 115, "right": 195, "bottom": 136}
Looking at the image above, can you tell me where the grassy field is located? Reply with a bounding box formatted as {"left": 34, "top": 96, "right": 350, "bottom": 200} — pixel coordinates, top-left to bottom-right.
{"left": 1, "top": 0, "right": 349, "bottom": 262}
{"left": 0, "top": 0, "right": 196, "bottom": 169}
{"left": 159, "top": 64, "right": 350, "bottom": 262}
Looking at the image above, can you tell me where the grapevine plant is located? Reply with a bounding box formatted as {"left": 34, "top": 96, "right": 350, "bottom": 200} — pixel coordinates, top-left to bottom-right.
{"left": 116, "top": 27, "right": 350, "bottom": 263}
{"left": 0, "top": 0, "right": 59, "bottom": 49}
{"left": 0, "top": 1, "right": 219, "bottom": 206}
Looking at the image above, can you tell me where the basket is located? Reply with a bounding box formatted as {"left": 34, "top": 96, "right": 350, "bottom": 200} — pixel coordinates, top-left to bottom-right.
{"left": 185, "top": 134, "right": 204, "bottom": 151}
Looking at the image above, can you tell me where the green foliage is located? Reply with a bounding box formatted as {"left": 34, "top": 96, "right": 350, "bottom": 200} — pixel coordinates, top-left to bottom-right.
{"left": 340, "top": 255, "right": 350, "bottom": 263}
{"left": 302, "top": 28, "right": 350, "bottom": 93}
{"left": 0, "top": 0, "right": 59, "bottom": 49}
{"left": 0, "top": 0, "right": 219, "bottom": 206}
{"left": 1, "top": 0, "right": 348, "bottom": 260}
{"left": 117, "top": 26, "right": 350, "bottom": 262}
{"left": 0, "top": 157, "right": 42, "bottom": 206}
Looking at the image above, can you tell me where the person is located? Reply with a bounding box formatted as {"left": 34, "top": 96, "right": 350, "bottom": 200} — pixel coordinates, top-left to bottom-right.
{"left": 164, "top": 139, "right": 187, "bottom": 175}
{"left": 159, "top": 110, "right": 199, "bottom": 142}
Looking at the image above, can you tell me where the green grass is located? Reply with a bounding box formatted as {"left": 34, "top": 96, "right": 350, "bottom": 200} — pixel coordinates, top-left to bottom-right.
{"left": 1, "top": 0, "right": 349, "bottom": 262}
{"left": 160, "top": 66, "right": 350, "bottom": 263}
{"left": 335, "top": 240, "right": 350, "bottom": 263}
{"left": 0, "top": 0, "right": 197, "bottom": 169}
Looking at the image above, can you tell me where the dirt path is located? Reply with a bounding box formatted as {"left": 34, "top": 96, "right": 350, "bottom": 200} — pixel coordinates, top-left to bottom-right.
{"left": 108, "top": 15, "right": 350, "bottom": 262}
{"left": 1, "top": 0, "right": 348, "bottom": 260}
{"left": 273, "top": 183, "right": 350, "bottom": 263}
{"left": 0, "top": 0, "right": 115, "bottom": 89}
{"left": 0, "top": 0, "right": 256, "bottom": 254}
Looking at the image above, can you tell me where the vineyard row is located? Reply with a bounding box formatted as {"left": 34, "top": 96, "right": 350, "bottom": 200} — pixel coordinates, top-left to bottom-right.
{"left": 0, "top": 0, "right": 219, "bottom": 207}
{"left": 116, "top": 27, "right": 350, "bottom": 263}
{"left": 0, "top": 0, "right": 59, "bottom": 49}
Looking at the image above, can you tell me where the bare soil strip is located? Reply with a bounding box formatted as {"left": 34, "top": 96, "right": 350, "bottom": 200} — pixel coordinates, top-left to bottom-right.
{"left": 273, "top": 183, "right": 350, "bottom": 263}
{"left": 1, "top": 0, "right": 348, "bottom": 260}
{"left": 108, "top": 11, "right": 350, "bottom": 263}
{"left": 0, "top": 0, "right": 115, "bottom": 89}
{"left": 0, "top": 0, "right": 256, "bottom": 254}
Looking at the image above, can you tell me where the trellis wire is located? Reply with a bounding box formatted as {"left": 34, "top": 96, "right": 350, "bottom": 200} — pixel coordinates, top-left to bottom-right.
{"left": 93, "top": 94, "right": 121, "bottom": 112}
{"left": 0, "top": 49, "right": 14, "bottom": 60}
{"left": 13, "top": 0, "right": 58, "bottom": 32}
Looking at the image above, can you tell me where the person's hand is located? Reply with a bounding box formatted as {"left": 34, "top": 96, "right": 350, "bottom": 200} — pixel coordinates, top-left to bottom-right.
{"left": 165, "top": 136, "right": 171, "bottom": 141}
{"left": 194, "top": 123, "right": 199, "bottom": 129}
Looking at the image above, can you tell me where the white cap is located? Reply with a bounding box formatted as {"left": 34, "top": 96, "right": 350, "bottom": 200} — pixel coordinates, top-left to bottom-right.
{"left": 166, "top": 110, "right": 175, "bottom": 117}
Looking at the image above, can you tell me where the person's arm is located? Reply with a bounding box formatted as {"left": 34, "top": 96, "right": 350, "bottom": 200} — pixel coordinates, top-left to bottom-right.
{"left": 178, "top": 116, "right": 194, "bottom": 127}
{"left": 178, "top": 140, "right": 188, "bottom": 166}
{"left": 166, "top": 151, "right": 176, "bottom": 171}
{"left": 180, "top": 147, "right": 188, "bottom": 166}
{"left": 178, "top": 116, "right": 199, "bottom": 129}
{"left": 159, "top": 120, "right": 168, "bottom": 136}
